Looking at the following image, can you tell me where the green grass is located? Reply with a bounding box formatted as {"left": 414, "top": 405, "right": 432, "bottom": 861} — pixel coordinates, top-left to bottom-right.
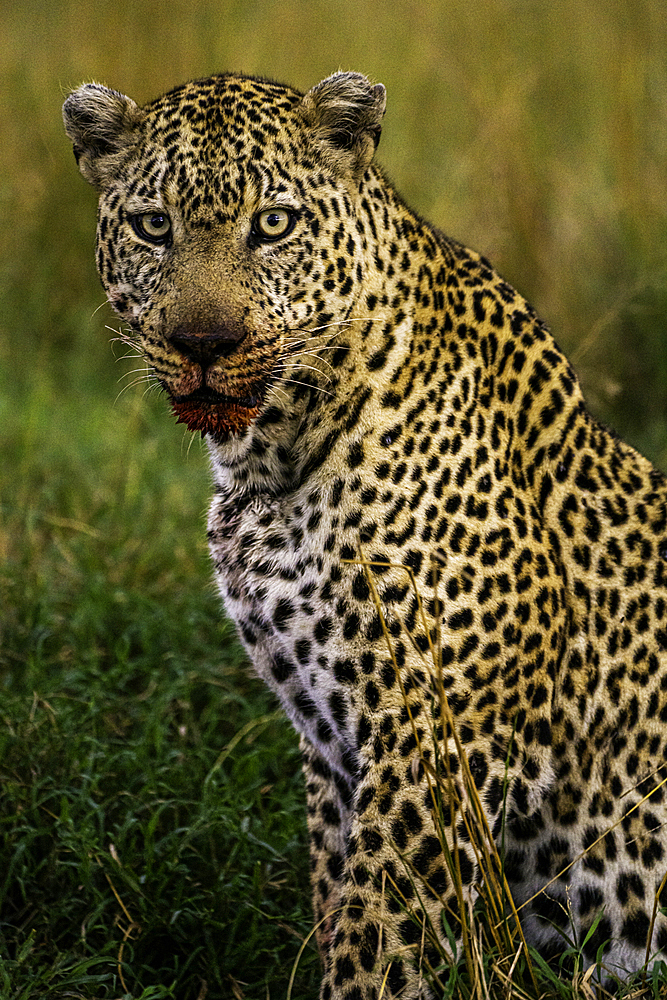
{"left": 3, "top": 1, "right": 667, "bottom": 997}
{"left": 0, "top": 661, "right": 317, "bottom": 999}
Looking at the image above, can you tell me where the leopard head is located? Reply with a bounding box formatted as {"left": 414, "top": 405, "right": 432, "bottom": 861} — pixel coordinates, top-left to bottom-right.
{"left": 63, "top": 72, "right": 386, "bottom": 442}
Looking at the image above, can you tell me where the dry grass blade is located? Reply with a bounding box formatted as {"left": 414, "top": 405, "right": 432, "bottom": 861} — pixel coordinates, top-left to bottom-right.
{"left": 101, "top": 863, "right": 141, "bottom": 995}
{"left": 645, "top": 869, "right": 667, "bottom": 971}
{"left": 287, "top": 908, "right": 346, "bottom": 1000}
{"left": 514, "top": 774, "right": 667, "bottom": 919}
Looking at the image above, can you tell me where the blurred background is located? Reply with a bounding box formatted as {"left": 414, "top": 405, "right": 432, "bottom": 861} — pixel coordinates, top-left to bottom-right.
{"left": 1, "top": 1, "right": 667, "bottom": 997}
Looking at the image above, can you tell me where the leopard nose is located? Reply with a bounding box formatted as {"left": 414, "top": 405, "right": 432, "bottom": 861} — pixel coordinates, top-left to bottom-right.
{"left": 168, "top": 324, "right": 248, "bottom": 367}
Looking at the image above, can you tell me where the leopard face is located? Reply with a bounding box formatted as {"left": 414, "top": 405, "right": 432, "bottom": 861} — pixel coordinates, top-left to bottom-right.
{"left": 64, "top": 74, "right": 385, "bottom": 442}
{"left": 65, "top": 70, "right": 667, "bottom": 999}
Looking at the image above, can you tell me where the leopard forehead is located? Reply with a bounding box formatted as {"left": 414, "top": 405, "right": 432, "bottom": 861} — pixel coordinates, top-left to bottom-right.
{"left": 146, "top": 73, "right": 303, "bottom": 138}
{"left": 141, "top": 76, "right": 305, "bottom": 192}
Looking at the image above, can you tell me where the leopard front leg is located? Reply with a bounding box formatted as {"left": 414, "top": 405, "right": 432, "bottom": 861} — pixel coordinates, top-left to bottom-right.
{"left": 318, "top": 722, "right": 526, "bottom": 1000}
{"left": 301, "top": 736, "right": 356, "bottom": 963}
{"left": 316, "top": 737, "right": 464, "bottom": 999}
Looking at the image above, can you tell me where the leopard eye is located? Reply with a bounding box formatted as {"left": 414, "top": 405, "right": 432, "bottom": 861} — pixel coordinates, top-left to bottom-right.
{"left": 253, "top": 208, "right": 295, "bottom": 242}
{"left": 131, "top": 211, "right": 172, "bottom": 244}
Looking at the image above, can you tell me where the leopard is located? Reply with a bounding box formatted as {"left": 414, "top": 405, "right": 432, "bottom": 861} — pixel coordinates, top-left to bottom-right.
{"left": 63, "top": 69, "right": 667, "bottom": 998}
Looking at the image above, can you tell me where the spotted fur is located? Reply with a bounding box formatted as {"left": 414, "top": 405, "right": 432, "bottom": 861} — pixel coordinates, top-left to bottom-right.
{"left": 64, "top": 71, "right": 667, "bottom": 997}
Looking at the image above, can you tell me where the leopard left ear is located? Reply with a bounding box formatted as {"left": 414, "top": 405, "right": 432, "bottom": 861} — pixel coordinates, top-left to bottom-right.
{"left": 299, "top": 71, "right": 386, "bottom": 182}
{"left": 63, "top": 83, "right": 143, "bottom": 189}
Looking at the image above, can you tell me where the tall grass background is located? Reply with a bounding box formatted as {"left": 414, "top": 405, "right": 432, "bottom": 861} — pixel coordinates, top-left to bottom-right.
{"left": 2, "top": 1, "right": 667, "bottom": 997}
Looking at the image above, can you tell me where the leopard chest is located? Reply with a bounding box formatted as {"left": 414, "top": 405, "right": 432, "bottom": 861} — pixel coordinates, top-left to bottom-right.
{"left": 207, "top": 483, "right": 376, "bottom": 778}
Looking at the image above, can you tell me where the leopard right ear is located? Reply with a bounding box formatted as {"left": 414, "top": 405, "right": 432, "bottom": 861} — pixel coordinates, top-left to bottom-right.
{"left": 62, "top": 83, "right": 143, "bottom": 189}
{"left": 300, "top": 71, "right": 386, "bottom": 183}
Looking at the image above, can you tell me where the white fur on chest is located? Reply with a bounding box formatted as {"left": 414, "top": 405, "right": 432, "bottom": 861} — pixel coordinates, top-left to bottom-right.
{"left": 207, "top": 479, "right": 364, "bottom": 778}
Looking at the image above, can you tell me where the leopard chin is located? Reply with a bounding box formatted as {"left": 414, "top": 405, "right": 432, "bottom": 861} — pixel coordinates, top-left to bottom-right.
{"left": 170, "top": 395, "right": 261, "bottom": 440}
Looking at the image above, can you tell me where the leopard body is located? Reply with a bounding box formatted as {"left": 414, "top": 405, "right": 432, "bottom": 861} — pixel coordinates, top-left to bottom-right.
{"left": 64, "top": 71, "right": 667, "bottom": 997}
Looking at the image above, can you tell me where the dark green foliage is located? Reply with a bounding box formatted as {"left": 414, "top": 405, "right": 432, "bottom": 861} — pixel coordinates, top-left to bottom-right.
{"left": 1, "top": 579, "right": 319, "bottom": 998}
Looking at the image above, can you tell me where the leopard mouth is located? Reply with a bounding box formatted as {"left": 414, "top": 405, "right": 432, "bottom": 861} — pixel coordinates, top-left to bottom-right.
{"left": 168, "top": 386, "right": 266, "bottom": 439}
{"left": 173, "top": 387, "right": 264, "bottom": 408}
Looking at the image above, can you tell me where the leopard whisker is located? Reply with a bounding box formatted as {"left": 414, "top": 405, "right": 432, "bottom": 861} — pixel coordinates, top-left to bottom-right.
{"left": 265, "top": 384, "right": 290, "bottom": 406}
{"left": 114, "top": 351, "right": 145, "bottom": 363}
{"left": 108, "top": 330, "right": 142, "bottom": 357}
{"left": 283, "top": 360, "right": 334, "bottom": 381}
{"left": 113, "top": 374, "right": 156, "bottom": 404}
{"left": 106, "top": 322, "right": 137, "bottom": 338}
{"left": 279, "top": 376, "right": 335, "bottom": 398}
{"left": 283, "top": 333, "right": 343, "bottom": 352}
{"left": 183, "top": 426, "right": 206, "bottom": 459}
{"left": 286, "top": 340, "right": 349, "bottom": 357}
{"left": 292, "top": 352, "right": 338, "bottom": 375}
{"left": 117, "top": 366, "right": 154, "bottom": 381}
{"left": 91, "top": 298, "right": 110, "bottom": 319}
{"left": 294, "top": 316, "right": 376, "bottom": 335}
{"left": 274, "top": 362, "right": 333, "bottom": 388}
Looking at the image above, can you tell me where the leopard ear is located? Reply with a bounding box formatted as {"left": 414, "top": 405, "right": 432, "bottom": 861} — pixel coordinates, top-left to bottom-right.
{"left": 62, "top": 83, "right": 143, "bottom": 189}
{"left": 300, "top": 71, "right": 386, "bottom": 182}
